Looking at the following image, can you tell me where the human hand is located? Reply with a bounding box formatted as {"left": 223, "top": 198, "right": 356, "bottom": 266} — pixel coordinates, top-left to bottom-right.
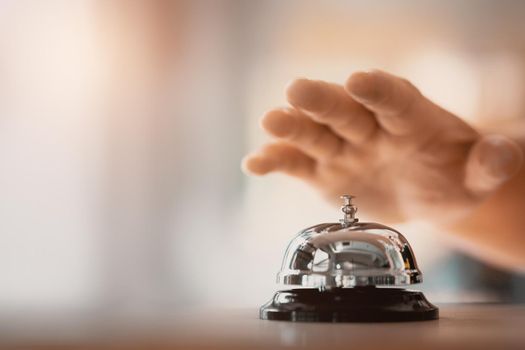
{"left": 242, "top": 70, "right": 522, "bottom": 224}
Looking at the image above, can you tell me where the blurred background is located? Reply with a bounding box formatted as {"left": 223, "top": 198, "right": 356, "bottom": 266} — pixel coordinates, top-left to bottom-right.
{"left": 1, "top": 0, "right": 524, "bottom": 331}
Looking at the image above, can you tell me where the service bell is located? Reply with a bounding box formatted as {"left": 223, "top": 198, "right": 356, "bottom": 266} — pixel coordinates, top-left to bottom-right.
{"left": 260, "top": 195, "right": 439, "bottom": 322}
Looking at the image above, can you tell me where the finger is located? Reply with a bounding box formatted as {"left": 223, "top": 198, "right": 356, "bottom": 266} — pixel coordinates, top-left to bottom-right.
{"left": 241, "top": 142, "right": 316, "bottom": 179}
{"left": 345, "top": 70, "right": 424, "bottom": 135}
{"left": 464, "top": 135, "right": 523, "bottom": 197}
{"left": 286, "top": 78, "right": 377, "bottom": 144}
{"left": 261, "top": 108, "right": 345, "bottom": 160}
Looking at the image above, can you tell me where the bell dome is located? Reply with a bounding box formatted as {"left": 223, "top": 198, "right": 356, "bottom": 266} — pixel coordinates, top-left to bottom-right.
{"left": 278, "top": 222, "right": 422, "bottom": 288}
{"left": 278, "top": 195, "right": 422, "bottom": 288}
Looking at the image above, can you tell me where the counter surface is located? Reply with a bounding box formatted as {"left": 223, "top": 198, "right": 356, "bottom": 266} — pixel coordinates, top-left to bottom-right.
{"left": 2, "top": 303, "right": 524, "bottom": 349}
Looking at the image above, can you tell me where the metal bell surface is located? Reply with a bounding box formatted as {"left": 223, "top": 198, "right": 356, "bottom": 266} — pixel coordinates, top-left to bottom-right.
{"left": 277, "top": 195, "right": 422, "bottom": 288}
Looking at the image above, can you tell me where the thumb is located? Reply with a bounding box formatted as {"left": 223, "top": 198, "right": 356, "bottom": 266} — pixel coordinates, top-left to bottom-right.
{"left": 465, "top": 135, "right": 523, "bottom": 197}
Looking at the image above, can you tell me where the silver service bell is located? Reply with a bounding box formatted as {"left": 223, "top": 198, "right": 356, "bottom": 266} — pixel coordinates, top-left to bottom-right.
{"left": 260, "top": 195, "right": 439, "bottom": 323}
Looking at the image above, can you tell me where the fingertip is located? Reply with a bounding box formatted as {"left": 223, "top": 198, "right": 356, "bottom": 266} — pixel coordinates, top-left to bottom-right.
{"left": 474, "top": 135, "right": 522, "bottom": 178}
{"left": 345, "top": 70, "right": 384, "bottom": 103}
{"left": 241, "top": 154, "right": 274, "bottom": 175}
{"left": 285, "top": 78, "right": 329, "bottom": 112}
{"left": 465, "top": 135, "right": 523, "bottom": 195}
{"left": 260, "top": 109, "right": 296, "bottom": 138}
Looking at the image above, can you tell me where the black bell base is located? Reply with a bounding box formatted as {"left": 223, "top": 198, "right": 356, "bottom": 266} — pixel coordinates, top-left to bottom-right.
{"left": 260, "top": 287, "right": 439, "bottom": 323}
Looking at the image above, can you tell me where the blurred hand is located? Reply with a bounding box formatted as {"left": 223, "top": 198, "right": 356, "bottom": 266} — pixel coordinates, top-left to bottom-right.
{"left": 242, "top": 70, "right": 523, "bottom": 225}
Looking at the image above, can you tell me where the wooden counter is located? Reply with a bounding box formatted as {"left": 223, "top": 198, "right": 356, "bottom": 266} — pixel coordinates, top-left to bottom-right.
{"left": 2, "top": 303, "right": 524, "bottom": 349}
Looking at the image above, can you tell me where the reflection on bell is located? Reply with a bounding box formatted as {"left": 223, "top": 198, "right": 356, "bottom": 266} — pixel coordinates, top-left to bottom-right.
{"left": 260, "top": 195, "right": 439, "bottom": 322}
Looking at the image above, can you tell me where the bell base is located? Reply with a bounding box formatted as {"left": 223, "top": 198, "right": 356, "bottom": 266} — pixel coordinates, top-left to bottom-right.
{"left": 260, "top": 287, "right": 439, "bottom": 322}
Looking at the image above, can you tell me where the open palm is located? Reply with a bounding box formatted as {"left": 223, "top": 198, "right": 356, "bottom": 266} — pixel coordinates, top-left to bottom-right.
{"left": 243, "top": 70, "right": 521, "bottom": 224}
